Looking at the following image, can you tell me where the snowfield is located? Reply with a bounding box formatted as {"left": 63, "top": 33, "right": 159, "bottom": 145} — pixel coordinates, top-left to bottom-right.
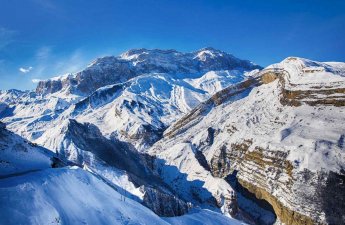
{"left": 0, "top": 167, "right": 169, "bottom": 225}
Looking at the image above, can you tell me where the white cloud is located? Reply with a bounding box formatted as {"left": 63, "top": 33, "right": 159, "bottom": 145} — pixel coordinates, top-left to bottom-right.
{"left": 32, "top": 79, "right": 42, "bottom": 83}
{"left": 19, "top": 66, "right": 33, "bottom": 73}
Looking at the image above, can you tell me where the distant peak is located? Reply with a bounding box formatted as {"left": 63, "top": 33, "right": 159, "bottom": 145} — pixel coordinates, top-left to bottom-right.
{"left": 193, "top": 47, "right": 227, "bottom": 61}
{"left": 198, "top": 47, "right": 219, "bottom": 52}
{"left": 122, "top": 48, "right": 149, "bottom": 56}
{"left": 197, "top": 47, "right": 228, "bottom": 54}
{"left": 280, "top": 57, "right": 322, "bottom": 68}
{"left": 282, "top": 56, "right": 306, "bottom": 63}
{"left": 0, "top": 89, "right": 27, "bottom": 95}
{"left": 121, "top": 47, "right": 227, "bottom": 59}
{"left": 121, "top": 48, "right": 178, "bottom": 56}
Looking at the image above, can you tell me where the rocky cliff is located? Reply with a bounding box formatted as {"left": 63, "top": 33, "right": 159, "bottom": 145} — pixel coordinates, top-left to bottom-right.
{"left": 149, "top": 57, "right": 345, "bottom": 224}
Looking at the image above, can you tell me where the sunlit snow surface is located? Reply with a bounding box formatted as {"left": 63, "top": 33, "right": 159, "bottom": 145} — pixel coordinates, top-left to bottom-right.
{"left": 0, "top": 167, "right": 243, "bottom": 225}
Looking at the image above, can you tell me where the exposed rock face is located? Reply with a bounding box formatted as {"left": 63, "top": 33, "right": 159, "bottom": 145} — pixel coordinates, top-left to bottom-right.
{"left": 260, "top": 68, "right": 345, "bottom": 107}
{"left": 148, "top": 140, "right": 240, "bottom": 217}
{"left": 36, "top": 79, "right": 63, "bottom": 95}
{"left": 150, "top": 58, "right": 345, "bottom": 224}
{"left": 0, "top": 121, "right": 6, "bottom": 130}
{"left": 62, "top": 119, "right": 143, "bottom": 170}
{"left": 209, "top": 141, "right": 318, "bottom": 225}
{"left": 237, "top": 170, "right": 345, "bottom": 225}
{"left": 214, "top": 188, "right": 239, "bottom": 217}
{"left": 35, "top": 48, "right": 261, "bottom": 96}
{"left": 141, "top": 186, "right": 191, "bottom": 217}
{"left": 35, "top": 57, "right": 137, "bottom": 96}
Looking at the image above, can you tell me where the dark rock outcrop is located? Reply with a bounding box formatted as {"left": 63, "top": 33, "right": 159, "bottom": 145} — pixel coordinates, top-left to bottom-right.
{"left": 141, "top": 186, "right": 191, "bottom": 217}
{"left": 0, "top": 121, "right": 6, "bottom": 130}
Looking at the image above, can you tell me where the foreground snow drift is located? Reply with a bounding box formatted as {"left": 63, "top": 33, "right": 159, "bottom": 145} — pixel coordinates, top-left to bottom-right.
{"left": 0, "top": 167, "right": 242, "bottom": 225}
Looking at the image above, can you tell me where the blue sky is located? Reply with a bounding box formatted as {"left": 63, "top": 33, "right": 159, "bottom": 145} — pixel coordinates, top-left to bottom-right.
{"left": 1, "top": 0, "right": 345, "bottom": 90}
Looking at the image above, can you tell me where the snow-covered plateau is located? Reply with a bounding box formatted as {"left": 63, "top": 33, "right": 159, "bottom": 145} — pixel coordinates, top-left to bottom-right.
{"left": 1, "top": 48, "right": 344, "bottom": 225}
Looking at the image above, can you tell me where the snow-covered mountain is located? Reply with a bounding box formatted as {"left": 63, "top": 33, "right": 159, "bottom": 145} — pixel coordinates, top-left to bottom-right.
{"left": 35, "top": 47, "right": 260, "bottom": 96}
{"left": 1, "top": 48, "right": 344, "bottom": 225}
{"left": 149, "top": 57, "right": 345, "bottom": 224}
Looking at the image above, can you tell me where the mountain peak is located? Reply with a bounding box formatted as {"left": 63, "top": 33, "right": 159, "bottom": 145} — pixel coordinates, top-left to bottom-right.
{"left": 120, "top": 48, "right": 148, "bottom": 58}
{"left": 120, "top": 48, "right": 180, "bottom": 60}
{"left": 193, "top": 47, "right": 226, "bottom": 61}
{"left": 197, "top": 47, "right": 223, "bottom": 53}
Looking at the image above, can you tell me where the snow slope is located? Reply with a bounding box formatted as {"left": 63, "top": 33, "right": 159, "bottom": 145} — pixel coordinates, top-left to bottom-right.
{"left": 0, "top": 165, "right": 243, "bottom": 225}
{"left": 0, "top": 122, "right": 52, "bottom": 177}
{"left": 164, "top": 208, "right": 245, "bottom": 225}
{"left": 0, "top": 121, "right": 243, "bottom": 225}
{"left": 0, "top": 167, "right": 169, "bottom": 225}
{"left": 0, "top": 167, "right": 243, "bottom": 225}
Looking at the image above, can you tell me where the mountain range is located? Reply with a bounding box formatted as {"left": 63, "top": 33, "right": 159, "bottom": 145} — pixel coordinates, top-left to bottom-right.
{"left": 0, "top": 48, "right": 344, "bottom": 225}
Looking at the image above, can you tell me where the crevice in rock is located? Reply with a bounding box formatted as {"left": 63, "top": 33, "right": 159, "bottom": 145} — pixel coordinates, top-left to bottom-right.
{"left": 206, "top": 127, "right": 215, "bottom": 145}
{"left": 226, "top": 170, "right": 277, "bottom": 225}
{"left": 192, "top": 144, "right": 211, "bottom": 171}
{"left": 320, "top": 171, "right": 345, "bottom": 225}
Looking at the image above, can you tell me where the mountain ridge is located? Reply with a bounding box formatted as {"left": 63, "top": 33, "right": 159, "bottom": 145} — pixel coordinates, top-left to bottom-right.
{"left": 34, "top": 48, "right": 261, "bottom": 96}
